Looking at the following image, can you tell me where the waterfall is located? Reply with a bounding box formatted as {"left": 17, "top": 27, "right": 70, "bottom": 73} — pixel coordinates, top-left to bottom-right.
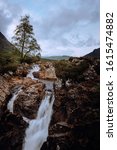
{"left": 7, "top": 88, "right": 22, "bottom": 113}
{"left": 27, "top": 64, "right": 40, "bottom": 79}
{"left": 23, "top": 91, "right": 54, "bottom": 150}
{"left": 7, "top": 63, "right": 55, "bottom": 150}
{"left": 7, "top": 64, "right": 40, "bottom": 115}
{"left": 23, "top": 64, "right": 55, "bottom": 150}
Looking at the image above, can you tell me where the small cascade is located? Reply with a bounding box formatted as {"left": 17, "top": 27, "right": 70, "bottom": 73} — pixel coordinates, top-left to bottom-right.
{"left": 7, "top": 63, "right": 55, "bottom": 150}
{"left": 23, "top": 91, "right": 54, "bottom": 150}
{"left": 23, "top": 64, "right": 55, "bottom": 150}
{"left": 7, "top": 88, "right": 22, "bottom": 113}
{"left": 27, "top": 64, "right": 40, "bottom": 79}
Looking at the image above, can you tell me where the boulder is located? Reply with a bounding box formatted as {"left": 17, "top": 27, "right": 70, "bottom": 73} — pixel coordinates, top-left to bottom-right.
{"left": 15, "top": 63, "right": 30, "bottom": 77}
{"left": 33, "top": 71, "right": 39, "bottom": 78}
{"left": 9, "top": 76, "right": 45, "bottom": 88}
{"left": 13, "top": 79, "right": 45, "bottom": 119}
{"left": 33, "top": 62, "right": 57, "bottom": 80}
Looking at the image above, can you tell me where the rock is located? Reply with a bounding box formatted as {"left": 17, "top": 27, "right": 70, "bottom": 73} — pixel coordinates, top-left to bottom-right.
{"left": 0, "top": 76, "right": 10, "bottom": 109}
{"left": 13, "top": 78, "right": 45, "bottom": 119}
{"left": 46, "top": 78, "right": 100, "bottom": 150}
{"left": 0, "top": 110, "right": 27, "bottom": 150}
{"left": 9, "top": 76, "right": 44, "bottom": 88}
{"left": 15, "top": 63, "right": 30, "bottom": 77}
{"left": 33, "top": 71, "right": 39, "bottom": 78}
{"left": 34, "top": 62, "right": 57, "bottom": 80}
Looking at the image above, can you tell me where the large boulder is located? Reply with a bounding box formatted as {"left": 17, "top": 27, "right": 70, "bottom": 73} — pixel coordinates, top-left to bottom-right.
{"left": 15, "top": 63, "right": 30, "bottom": 77}
{"left": 13, "top": 78, "right": 45, "bottom": 119}
{"left": 33, "top": 62, "right": 57, "bottom": 80}
{"left": 39, "top": 67, "right": 57, "bottom": 80}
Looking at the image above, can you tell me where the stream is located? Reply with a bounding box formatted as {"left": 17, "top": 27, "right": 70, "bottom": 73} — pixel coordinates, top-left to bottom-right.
{"left": 7, "top": 64, "right": 55, "bottom": 150}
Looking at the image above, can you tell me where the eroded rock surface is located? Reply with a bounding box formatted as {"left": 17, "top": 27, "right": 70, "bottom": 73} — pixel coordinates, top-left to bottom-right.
{"left": 33, "top": 62, "right": 57, "bottom": 80}
{"left": 0, "top": 110, "right": 27, "bottom": 150}
{"left": 6, "top": 76, "right": 45, "bottom": 119}
{"left": 42, "top": 71, "right": 100, "bottom": 150}
{"left": 14, "top": 79, "right": 45, "bottom": 119}
{"left": 0, "top": 76, "right": 10, "bottom": 109}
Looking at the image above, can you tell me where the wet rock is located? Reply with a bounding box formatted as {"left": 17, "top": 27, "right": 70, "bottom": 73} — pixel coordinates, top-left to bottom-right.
{"left": 0, "top": 110, "right": 27, "bottom": 150}
{"left": 34, "top": 62, "right": 57, "bottom": 80}
{"left": 0, "top": 76, "right": 10, "bottom": 109}
{"left": 33, "top": 71, "right": 39, "bottom": 78}
{"left": 15, "top": 63, "right": 30, "bottom": 77}
{"left": 46, "top": 78, "right": 100, "bottom": 150}
{"left": 9, "top": 76, "right": 44, "bottom": 89}
{"left": 14, "top": 79, "right": 45, "bottom": 119}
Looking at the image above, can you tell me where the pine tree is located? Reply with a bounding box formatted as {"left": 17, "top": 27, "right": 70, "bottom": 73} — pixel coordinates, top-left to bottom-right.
{"left": 12, "top": 15, "right": 41, "bottom": 62}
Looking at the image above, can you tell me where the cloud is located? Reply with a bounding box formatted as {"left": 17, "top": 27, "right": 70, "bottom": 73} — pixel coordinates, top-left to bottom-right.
{"left": 36, "top": 0, "right": 100, "bottom": 56}
{"left": 40, "top": 10, "right": 98, "bottom": 40}
{"left": 0, "top": 0, "right": 100, "bottom": 56}
{"left": 0, "top": 0, "right": 22, "bottom": 36}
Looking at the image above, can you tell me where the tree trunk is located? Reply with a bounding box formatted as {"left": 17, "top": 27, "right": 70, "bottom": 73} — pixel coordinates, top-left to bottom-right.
{"left": 21, "top": 31, "right": 26, "bottom": 63}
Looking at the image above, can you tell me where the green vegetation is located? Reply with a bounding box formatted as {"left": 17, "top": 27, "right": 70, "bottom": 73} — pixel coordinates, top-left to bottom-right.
{"left": 0, "top": 15, "right": 41, "bottom": 74}
{"left": 54, "top": 59, "right": 89, "bottom": 87}
{"left": 42, "top": 55, "right": 70, "bottom": 60}
{"left": 0, "top": 49, "right": 40, "bottom": 74}
{"left": 12, "top": 15, "right": 41, "bottom": 62}
{"left": 0, "top": 49, "right": 20, "bottom": 73}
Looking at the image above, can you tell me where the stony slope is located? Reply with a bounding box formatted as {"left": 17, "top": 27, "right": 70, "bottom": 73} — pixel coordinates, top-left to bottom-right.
{"left": 0, "top": 32, "right": 14, "bottom": 51}
{"left": 85, "top": 48, "right": 100, "bottom": 58}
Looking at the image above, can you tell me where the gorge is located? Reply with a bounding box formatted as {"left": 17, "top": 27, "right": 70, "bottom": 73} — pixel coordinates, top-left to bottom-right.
{"left": 0, "top": 57, "right": 100, "bottom": 150}
{"left": 6, "top": 64, "right": 55, "bottom": 150}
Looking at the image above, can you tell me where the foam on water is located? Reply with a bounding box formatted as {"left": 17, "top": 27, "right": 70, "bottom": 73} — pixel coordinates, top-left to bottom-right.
{"left": 7, "top": 88, "right": 22, "bottom": 113}
{"left": 27, "top": 64, "right": 40, "bottom": 79}
{"left": 7, "top": 64, "right": 55, "bottom": 150}
{"left": 23, "top": 91, "right": 54, "bottom": 150}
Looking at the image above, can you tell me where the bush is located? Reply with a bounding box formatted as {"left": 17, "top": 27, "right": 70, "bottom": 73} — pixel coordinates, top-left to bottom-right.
{"left": 0, "top": 50, "right": 20, "bottom": 74}
{"left": 23, "top": 55, "right": 40, "bottom": 64}
{"left": 54, "top": 59, "right": 90, "bottom": 86}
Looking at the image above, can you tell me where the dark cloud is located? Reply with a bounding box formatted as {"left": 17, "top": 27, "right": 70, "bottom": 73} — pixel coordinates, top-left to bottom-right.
{"left": 0, "top": 0, "right": 21, "bottom": 35}
{"left": 38, "top": 0, "right": 99, "bottom": 44}
{"left": 0, "top": 0, "right": 100, "bottom": 56}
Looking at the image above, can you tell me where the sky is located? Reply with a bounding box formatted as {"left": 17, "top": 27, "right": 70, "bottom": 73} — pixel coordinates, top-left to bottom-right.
{"left": 0, "top": 0, "right": 100, "bottom": 56}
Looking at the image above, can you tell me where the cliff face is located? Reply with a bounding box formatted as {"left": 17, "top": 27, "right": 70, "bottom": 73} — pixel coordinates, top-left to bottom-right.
{"left": 0, "top": 32, "right": 14, "bottom": 51}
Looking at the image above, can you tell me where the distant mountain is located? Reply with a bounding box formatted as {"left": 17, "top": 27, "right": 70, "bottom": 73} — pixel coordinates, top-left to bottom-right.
{"left": 0, "top": 32, "right": 14, "bottom": 51}
{"left": 85, "top": 48, "right": 100, "bottom": 58}
{"left": 42, "top": 55, "right": 70, "bottom": 60}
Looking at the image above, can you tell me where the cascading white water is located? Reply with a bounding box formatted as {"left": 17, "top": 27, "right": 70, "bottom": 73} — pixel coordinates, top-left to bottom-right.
{"left": 23, "top": 91, "right": 54, "bottom": 150}
{"left": 23, "top": 64, "right": 55, "bottom": 150}
{"left": 7, "top": 63, "right": 55, "bottom": 149}
{"left": 7, "top": 88, "right": 22, "bottom": 113}
{"left": 27, "top": 64, "right": 40, "bottom": 79}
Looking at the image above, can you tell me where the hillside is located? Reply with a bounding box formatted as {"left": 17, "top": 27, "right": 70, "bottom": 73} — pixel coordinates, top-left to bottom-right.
{"left": 85, "top": 48, "right": 100, "bottom": 58}
{"left": 0, "top": 32, "right": 20, "bottom": 73}
{"left": 42, "top": 55, "right": 70, "bottom": 60}
{"left": 0, "top": 32, "right": 14, "bottom": 51}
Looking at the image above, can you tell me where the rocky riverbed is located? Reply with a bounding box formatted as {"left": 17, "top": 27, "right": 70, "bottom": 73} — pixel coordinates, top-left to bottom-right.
{"left": 0, "top": 59, "right": 100, "bottom": 150}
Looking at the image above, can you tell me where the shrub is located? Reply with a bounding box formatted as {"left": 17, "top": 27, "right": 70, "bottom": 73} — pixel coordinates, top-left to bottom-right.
{"left": 54, "top": 59, "right": 90, "bottom": 86}
{"left": 0, "top": 50, "right": 20, "bottom": 74}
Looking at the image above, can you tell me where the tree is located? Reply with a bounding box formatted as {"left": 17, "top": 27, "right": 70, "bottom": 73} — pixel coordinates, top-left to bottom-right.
{"left": 12, "top": 15, "right": 41, "bottom": 62}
